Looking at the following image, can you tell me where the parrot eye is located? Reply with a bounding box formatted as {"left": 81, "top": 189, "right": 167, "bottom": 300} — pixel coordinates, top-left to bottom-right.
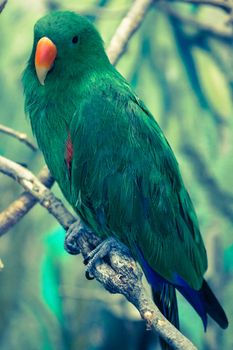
{"left": 72, "top": 35, "right": 79, "bottom": 44}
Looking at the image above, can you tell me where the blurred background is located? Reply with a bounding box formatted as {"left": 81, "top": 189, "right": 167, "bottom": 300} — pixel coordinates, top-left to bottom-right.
{"left": 0, "top": 0, "right": 233, "bottom": 349}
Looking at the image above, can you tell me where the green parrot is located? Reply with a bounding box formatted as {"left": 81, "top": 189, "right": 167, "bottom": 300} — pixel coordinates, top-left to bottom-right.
{"left": 22, "top": 10, "right": 228, "bottom": 343}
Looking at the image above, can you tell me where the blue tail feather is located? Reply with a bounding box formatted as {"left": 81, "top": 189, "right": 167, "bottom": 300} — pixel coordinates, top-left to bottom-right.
{"left": 137, "top": 248, "right": 228, "bottom": 331}
{"left": 174, "top": 274, "right": 208, "bottom": 330}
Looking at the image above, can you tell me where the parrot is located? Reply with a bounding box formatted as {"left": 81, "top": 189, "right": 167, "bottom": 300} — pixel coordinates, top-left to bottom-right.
{"left": 22, "top": 10, "right": 228, "bottom": 346}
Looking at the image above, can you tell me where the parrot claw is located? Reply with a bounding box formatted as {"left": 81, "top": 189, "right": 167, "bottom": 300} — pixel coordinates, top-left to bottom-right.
{"left": 65, "top": 222, "right": 130, "bottom": 283}
{"left": 85, "top": 270, "right": 95, "bottom": 280}
{"left": 64, "top": 221, "right": 90, "bottom": 255}
{"left": 85, "top": 237, "right": 126, "bottom": 277}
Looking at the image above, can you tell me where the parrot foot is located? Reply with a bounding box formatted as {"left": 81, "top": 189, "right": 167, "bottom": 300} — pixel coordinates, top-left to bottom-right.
{"left": 64, "top": 220, "right": 93, "bottom": 255}
{"left": 84, "top": 237, "right": 129, "bottom": 279}
{"left": 65, "top": 221, "right": 133, "bottom": 284}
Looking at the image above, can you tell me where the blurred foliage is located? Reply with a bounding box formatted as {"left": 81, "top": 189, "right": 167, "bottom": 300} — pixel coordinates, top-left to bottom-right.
{"left": 0, "top": 0, "right": 233, "bottom": 349}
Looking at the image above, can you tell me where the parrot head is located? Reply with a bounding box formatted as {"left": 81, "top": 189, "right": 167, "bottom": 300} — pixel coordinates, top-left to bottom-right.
{"left": 28, "top": 11, "right": 109, "bottom": 86}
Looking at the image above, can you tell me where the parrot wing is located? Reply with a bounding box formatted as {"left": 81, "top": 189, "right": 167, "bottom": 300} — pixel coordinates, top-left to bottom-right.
{"left": 70, "top": 76, "right": 207, "bottom": 290}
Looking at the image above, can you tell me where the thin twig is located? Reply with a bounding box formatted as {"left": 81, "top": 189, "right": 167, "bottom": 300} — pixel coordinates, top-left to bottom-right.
{"left": 0, "top": 156, "right": 75, "bottom": 229}
{"left": 107, "top": 0, "right": 154, "bottom": 65}
{"left": 165, "top": 0, "right": 233, "bottom": 14}
{"left": 0, "top": 0, "right": 7, "bottom": 13}
{"left": 0, "top": 166, "right": 54, "bottom": 236}
{"left": 157, "top": 2, "right": 233, "bottom": 44}
{"left": 0, "top": 124, "right": 37, "bottom": 151}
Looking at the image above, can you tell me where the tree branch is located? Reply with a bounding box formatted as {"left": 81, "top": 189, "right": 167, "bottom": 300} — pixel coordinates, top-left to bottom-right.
{"left": 0, "top": 156, "right": 197, "bottom": 350}
{"left": 107, "top": 0, "right": 154, "bottom": 65}
{"left": 0, "top": 166, "right": 54, "bottom": 236}
{"left": 0, "top": 156, "right": 75, "bottom": 229}
{"left": 157, "top": 2, "right": 233, "bottom": 44}
{"left": 0, "top": 124, "right": 37, "bottom": 151}
{"left": 77, "top": 230, "right": 197, "bottom": 350}
{"left": 165, "top": 0, "right": 233, "bottom": 14}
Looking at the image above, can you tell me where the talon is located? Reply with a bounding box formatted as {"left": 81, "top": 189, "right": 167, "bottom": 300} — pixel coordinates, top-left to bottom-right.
{"left": 64, "top": 239, "right": 80, "bottom": 255}
{"left": 82, "top": 237, "right": 127, "bottom": 275}
{"left": 64, "top": 220, "right": 91, "bottom": 255}
{"left": 85, "top": 270, "right": 94, "bottom": 280}
{"left": 83, "top": 257, "right": 89, "bottom": 265}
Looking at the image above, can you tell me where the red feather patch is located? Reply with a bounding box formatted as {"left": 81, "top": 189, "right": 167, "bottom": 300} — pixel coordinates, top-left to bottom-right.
{"left": 65, "top": 133, "right": 73, "bottom": 172}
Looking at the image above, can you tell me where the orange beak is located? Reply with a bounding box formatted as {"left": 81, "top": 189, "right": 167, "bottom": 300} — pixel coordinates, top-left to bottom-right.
{"left": 35, "top": 37, "right": 57, "bottom": 85}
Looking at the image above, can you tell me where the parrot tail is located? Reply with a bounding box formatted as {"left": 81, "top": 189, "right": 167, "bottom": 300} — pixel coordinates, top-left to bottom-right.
{"left": 136, "top": 247, "right": 228, "bottom": 349}
{"left": 174, "top": 276, "right": 228, "bottom": 330}
{"left": 152, "top": 283, "right": 179, "bottom": 350}
{"left": 176, "top": 280, "right": 228, "bottom": 331}
{"left": 197, "top": 279, "right": 228, "bottom": 329}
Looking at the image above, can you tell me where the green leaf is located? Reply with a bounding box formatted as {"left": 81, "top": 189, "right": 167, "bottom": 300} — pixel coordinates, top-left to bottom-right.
{"left": 192, "top": 48, "right": 233, "bottom": 121}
